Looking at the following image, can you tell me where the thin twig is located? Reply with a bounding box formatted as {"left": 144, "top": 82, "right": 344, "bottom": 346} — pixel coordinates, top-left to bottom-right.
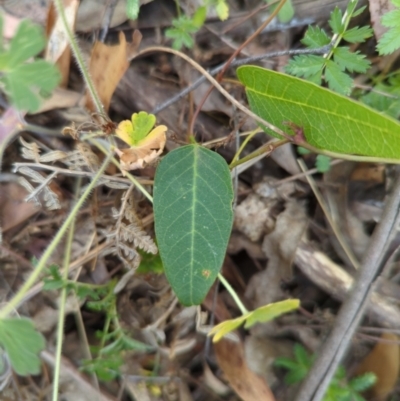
{"left": 138, "top": 46, "right": 289, "bottom": 139}
{"left": 297, "top": 159, "right": 359, "bottom": 270}
{"left": 295, "top": 168, "right": 400, "bottom": 401}
{"left": 188, "top": 0, "right": 289, "bottom": 134}
{"left": 150, "top": 46, "right": 330, "bottom": 115}
{"left": 13, "top": 163, "right": 152, "bottom": 185}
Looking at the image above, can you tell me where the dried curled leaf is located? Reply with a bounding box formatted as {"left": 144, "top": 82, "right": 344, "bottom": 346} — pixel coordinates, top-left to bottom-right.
{"left": 106, "top": 191, "right": 157, "bottom": 268}
{"left": 114, "top": 112, "right": 167, "bottom": 173}
{"left": 19, "top": 137, "right": 41, "bottom": 162}
{"left": 17, "top": 167, "right": 60, "bottom": 210}
{"left": 19, "top": 137, "right": 68, "bottom": 163}
{"left": 115, "top": 125, "right": 167, "bottom": 172}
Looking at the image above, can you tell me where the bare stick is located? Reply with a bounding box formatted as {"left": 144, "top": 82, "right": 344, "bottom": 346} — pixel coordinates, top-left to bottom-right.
{"left": 151, "top": 48, "right": 329, "bottom": 114}
{"left": 294, "top": 168, "right": 400, "bottom": 401}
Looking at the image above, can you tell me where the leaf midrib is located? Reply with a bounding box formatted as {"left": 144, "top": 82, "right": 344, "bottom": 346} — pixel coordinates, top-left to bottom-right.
{"left": 189, "top": 147, "right": 198, "bottom": 304}
{"left": 247, "top": 87, "right": 396, "bottom": 133}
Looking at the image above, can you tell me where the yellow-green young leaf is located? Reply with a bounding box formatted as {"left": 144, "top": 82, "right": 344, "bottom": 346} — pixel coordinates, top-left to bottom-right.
{"left": 208, "top": 315, "right": 247, "bottom": 342}
{"left": 237, "top": 66, "right": 400, "bottom": 158}
{"left": 0, "top": 317, "right": 45, "bottom": 376}
{"left": 192, "top": 6, "right": 207, "bottom": 27}
{"left": 216, "top": 1, "right": 229, "bottom": 20}
{"left": 116, "top": 111, "right": 156, "bottom": 146}
{"left": 153, "top": 145, "right": 234, "bottom": 306}
{"left": 244, "top": 299, "right": 300, "bottom": 329}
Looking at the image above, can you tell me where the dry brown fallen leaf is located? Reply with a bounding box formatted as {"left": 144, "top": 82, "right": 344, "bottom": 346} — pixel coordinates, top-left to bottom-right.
{"left": 85, "top": 30, "right": 142, "bottom": 112}
{"left": 45, "top": 0, "right": 79, "bottom": 87}
{"left": 114, "top": 125, "right": 167, "bottom": 173}
{"left": 214, "top": 334, "right": 276, "bottom": 401}
{"left": 355, "top": 332, "right": 399, "bottom": 401}
{"left": 0, "top": 182, "right": 39, "bottom": 232}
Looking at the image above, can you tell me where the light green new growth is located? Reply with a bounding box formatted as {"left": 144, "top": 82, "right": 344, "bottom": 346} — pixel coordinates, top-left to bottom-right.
{"left": 377, "top": 0, "right": 400, "bottom": 55}
{"left": 275, "top": 344, "right": 376, "bottom": 401}
{"left": 0, "top": 15, "right": 60, "bottom": 112}
{"left": 286, "top": 2, "right": 372, "bottom": 95}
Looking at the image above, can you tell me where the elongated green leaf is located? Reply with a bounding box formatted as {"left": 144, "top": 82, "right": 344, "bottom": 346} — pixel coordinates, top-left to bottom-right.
{"left": 153, "top": 145, "right": 233, "bottom": 305}
{"left": 209, "top": 299, "right": 299, "bottom": 342}
{"left": 0, "top": 317, "right": 45, "bottom": 375}
{"left": 208, "top": 315, "right": 247, "bottom": 342}
{"left": 237, "top": 66, "right": 400, "bottom": 158}
{"left": 244, "top": 299, "right": 300, "bottom": 328}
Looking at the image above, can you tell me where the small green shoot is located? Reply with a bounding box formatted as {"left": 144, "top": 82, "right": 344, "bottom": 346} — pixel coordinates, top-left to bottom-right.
{"left": 377, "top": 0, "right": 400, "bottom": 55}
{"left": 360, "top": 74, "right": 400, "bottom": 119}
{"left": 275, "top": 344, "right": 376, "bottom": 401}
{"left": 136, "top": 251, "right": 164, "bottom": 274}
{"left": 316, "top": 154, "right": 331, "bottom": 172}
{"left": 44, "top": 269, "right": 153, "bottom": 382}
{"left": 165, "top": 1, "right": 228, "bottom": 49}
{"left": 0, "top": 318, "right": 45, "bottom": 375}
{"left": 286, "top": 5, "right": 372, "bottom": 95}
{"left": 165, "top": 14, "right": 203, "bottom": 50}
{"left": 115, "top": 111, "right": 157, "bottom": 146}
{"left": 0, "top": 15, "right": 60, "bottom": 112}
{"left": 126, "top": 0, "right": 140, "bottom": 20}
{"left": 82, "top": 328, "right": 153, "bottom": 381}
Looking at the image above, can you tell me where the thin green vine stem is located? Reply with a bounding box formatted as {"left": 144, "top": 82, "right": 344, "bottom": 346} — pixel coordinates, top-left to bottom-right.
{"left": 217, "top": 273, "right": 249, "bottom": 315}
{"left": 52, "top": 0, "right": 104, "bottom": 115}
{"left": 0, "top": 154, "right": 112, "bottom": 319}
{"left": 299, "top": 140, "right": 400, "bottom": 164}
{"left": 230, "top": 128, "right": 262, "bottom": 164}
{"left": 88, "top": 138, "right": 154, "bottom": 202}
{"left": 52, "top": 179, "right": 80, "bottom": 401}
{"left": 229, "top": 138, "right": 288, "bottom": 169}
{"left": 324, "top": 0, "right": 358, "bottom": 62}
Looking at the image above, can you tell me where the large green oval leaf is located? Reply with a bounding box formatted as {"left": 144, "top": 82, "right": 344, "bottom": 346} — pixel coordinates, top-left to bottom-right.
{"left": 237, "top": 66, "right": 400, "bottom": 158}
{"left": 153, "top": 145, "right": 233, "bottom": 306}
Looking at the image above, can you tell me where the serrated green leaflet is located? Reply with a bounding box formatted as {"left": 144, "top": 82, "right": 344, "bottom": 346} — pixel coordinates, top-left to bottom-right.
{"left": 0, "top": 17, "right": 60, "bottom": 112}
{"left": 237, "top": 66, "right": 400, "bottom": 158}
{"left": 153, "top": 145, "right": 233, "bottom": 306}
{"left": 0, "top": 317, "right": 45, "bottom": 375}
{"left": 128, "top": 111, "right": 156, "bottom": 145}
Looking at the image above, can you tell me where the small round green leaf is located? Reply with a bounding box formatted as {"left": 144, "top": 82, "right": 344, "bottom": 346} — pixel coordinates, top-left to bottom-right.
{"left": 153, "top": 145, "right": 233, "bottom": 306}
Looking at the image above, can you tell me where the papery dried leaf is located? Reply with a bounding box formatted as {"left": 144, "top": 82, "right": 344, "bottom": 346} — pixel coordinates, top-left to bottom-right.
{"left": 45, "top": 0, "right": 79, "bottom": 87}
{"left": 85, "top": 31, "right": 129, "bottom": 112}
{"left": 18, "top": 168, "right": 61, "bottom": 210}
{"left": 120, "top": 223, "right": 158, "bottom": 254}
{"left": 42, "top": 187, "right": 61, "bottom": 210}
{"left": 18, "top": 167, "right": 46, "bottom": 183}
{"left": 75, "top": 142, "right": 100, "bottom": 171}
{"left": 62, "top": 123, "right": 80, "bottom": 140}
{"left": 17, "top": 177, "right": 41, "bottom": 207}
{"left": 19, "top": 137, "right": 41, "bottom": 162}
{"left": 114, "top": 125, "right": 167, "bottom": 173}
{"left": 96, "top": 177, "right": 130, "bottom": 190}
{"left": 108, "top": 191, "right": 158, "bottom": 269}
{"left": 39, "top": 150, "right": 68, "bottom": 163}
